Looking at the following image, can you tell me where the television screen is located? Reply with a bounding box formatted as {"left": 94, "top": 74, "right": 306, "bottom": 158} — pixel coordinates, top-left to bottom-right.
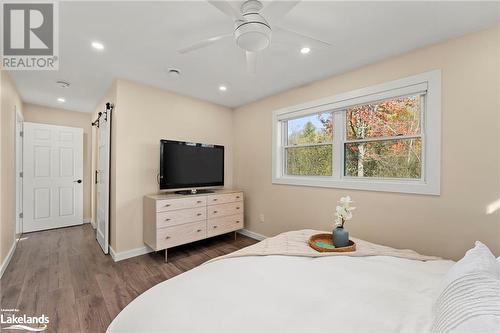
{"left": 159, "top": 140, "right": 224, "bottom": 190}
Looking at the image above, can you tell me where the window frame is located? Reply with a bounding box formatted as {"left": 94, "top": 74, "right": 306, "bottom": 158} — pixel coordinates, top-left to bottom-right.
{"left": 272, "top": 70, "right": 441, "bottom": 195}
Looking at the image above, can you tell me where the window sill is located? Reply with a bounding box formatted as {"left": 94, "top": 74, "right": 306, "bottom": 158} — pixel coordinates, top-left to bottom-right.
{"left": 272, "top": 176, "right": 440, "bottom": 196}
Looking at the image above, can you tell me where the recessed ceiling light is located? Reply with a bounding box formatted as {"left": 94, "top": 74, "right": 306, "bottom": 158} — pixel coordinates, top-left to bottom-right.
{"left": 219, "top": 85, "right": 227, "bottom": 92}
{"left": 300, "top": 47, "right": 311, "bottom": 54}
{"left": 57, "top": 97, "right": 65, "bottom": 103}
{"left": 91, "top": 41, "right": 104, "bottom": 50}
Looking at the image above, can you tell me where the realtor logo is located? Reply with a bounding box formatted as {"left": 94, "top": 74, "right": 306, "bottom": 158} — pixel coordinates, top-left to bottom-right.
{"left": 1, "top": 1, "right": 59, "bottom": 70}
{"left": 0, "top": 309, "right": 49, "bottom": 332}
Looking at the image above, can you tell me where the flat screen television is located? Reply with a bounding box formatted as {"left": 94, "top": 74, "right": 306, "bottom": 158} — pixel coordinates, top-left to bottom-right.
{"left": 159, "top": 140, "right": 224, "bottom": 191}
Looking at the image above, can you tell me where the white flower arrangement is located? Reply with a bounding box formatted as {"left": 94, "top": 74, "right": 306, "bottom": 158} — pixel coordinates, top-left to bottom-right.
{"left": 334, "top": 196, "right": 356, "bottom": 228}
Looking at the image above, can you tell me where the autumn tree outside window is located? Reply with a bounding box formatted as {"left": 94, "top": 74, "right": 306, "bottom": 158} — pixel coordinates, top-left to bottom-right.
{"left": 272, "top": 71, "right": 441, "bottom": 195}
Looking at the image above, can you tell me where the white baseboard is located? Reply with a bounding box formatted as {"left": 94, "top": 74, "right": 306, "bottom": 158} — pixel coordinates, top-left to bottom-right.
{"left": 0, "top": 240, "right": 17, "bottom": 279}
{"left": 108, "top": 230, "right": 264, "bottom": 262}
{"left": 237, "top": 228, "right": 267, "bottom": 241}
{"left": 109, "top": 245, "right": 154, "bottom": 262}
{"left": 83, "top": 218, "right": 96, "bottom": 229}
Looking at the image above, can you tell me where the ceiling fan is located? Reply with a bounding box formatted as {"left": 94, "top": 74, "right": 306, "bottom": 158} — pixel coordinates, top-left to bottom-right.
{"left": 178, "top": 0, "right": 331, "bottom": 75}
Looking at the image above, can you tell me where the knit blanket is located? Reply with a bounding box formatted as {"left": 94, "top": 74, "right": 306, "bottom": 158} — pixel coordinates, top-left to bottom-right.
{"left": 208, "top": 229, "right": 440, "bottom": 263}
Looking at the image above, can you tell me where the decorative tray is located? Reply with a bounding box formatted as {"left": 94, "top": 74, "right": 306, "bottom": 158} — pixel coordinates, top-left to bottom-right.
{"left": 308, "top": 233, "right": 356, "bottom": 253}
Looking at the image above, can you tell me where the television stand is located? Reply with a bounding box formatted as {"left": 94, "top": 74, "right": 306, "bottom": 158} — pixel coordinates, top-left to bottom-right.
{"left": 143, "top": 189, "right": 244, "bottom": 262}
{"left": 174, "top": 189, "right": 215, "bottom": 195}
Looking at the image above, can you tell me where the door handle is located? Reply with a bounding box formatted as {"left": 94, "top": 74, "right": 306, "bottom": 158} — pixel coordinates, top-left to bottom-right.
{"left": 95, "top": 170, "right": 98, "bottom": 184}
{"left": 74, "top": 179, "right": 82, "bottom": 184}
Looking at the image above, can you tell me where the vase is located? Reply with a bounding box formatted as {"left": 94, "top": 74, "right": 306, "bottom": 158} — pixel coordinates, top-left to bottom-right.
{"left": 332, "top": 226, "right": 349, "bottom": 247}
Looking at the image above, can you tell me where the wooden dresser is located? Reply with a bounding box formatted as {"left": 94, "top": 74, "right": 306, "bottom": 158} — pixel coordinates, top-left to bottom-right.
{"left": 143, "top": 189, "right": 244, "bottom": 261}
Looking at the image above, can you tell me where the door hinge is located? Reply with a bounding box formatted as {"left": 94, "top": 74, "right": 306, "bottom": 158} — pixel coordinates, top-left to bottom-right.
{"left": 19, "top": 212, "right": 23, "bottom": 218}
{"left": 19, "top": 171, "right": 23, "bottom": 178}
{"left": 20, "top": 131, "right": 23, "bottom": 137}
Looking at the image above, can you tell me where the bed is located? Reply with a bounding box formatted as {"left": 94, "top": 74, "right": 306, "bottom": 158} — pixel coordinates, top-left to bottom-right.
{"left": 108, "top": 230, "right": 457, "bottom": 332}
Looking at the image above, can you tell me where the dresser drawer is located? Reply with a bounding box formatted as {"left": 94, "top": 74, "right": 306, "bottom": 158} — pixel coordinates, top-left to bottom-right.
{"left": 207, "top": 192, "right": 243, "bottom": 206}
{"left": 208, "top": 202, "right": 243, "bottom": 219}
{"left": 157, "top": 207, "right": 206, "bottom": 228}
{"left": 156, "top": 196, "right": 206, "bottom": 212}
{"left": 207, "top": 214, "right": 243, "bottom": 237}
{"left": 156, "top": 221, "right": 206, "bottom": 249}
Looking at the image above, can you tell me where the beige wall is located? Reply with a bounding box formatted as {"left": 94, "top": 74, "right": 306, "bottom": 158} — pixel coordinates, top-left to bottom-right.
{"left": 23, "top": 104, "right": 93, "bottom": 220}
{"left": 111, "top": 79, "right": 233, "bottom": 252}
{"left": 0, "top": 71, "right": 23, "bottom": 265}
{"left": 233, "top": 26, "right": 500, "bottom": 260}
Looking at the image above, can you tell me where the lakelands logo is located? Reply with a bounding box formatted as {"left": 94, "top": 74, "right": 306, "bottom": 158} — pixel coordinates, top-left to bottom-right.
{"left": 1, "top": 1, "right": 59, "bottom": 70}
{"left": 1, "top": 312, "right": 49, "bottom": 332}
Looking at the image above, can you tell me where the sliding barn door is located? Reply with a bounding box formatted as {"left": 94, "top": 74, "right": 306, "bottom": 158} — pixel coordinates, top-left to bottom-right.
{"left": 96, "top": 109, "right": 111, "bottom": 254}
{"left": 23, "top": 123, "right": 83, "bottom": 233}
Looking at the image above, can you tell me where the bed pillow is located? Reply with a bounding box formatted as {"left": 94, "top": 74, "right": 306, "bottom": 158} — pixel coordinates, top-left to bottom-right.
{"left": 432, "top": 241, "right": 500, "bottom": 333}
{"left": 440, "top": 241, "right": 500, "bottom": 288}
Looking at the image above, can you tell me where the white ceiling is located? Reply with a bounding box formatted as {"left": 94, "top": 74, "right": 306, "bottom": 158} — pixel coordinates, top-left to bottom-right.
{"left": 8, "top": 1, "right": 500, "bottom": 113}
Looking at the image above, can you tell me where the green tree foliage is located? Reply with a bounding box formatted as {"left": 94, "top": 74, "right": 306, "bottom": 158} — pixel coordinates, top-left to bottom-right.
{"left": 286, "top": 120, "right": 332, "bottom": 176}
{"left": 287, "top": 144, "right": 332, "bottom": 176}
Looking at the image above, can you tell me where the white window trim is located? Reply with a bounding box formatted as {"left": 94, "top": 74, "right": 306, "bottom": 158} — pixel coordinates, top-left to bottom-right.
{"left": 272, "top": 70, "right": 441, "bottom": 195}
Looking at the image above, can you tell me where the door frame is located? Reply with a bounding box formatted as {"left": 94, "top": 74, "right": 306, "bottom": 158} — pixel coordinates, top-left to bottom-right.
{"left": 15, "top": 107, "right": 23, "bottom": 236}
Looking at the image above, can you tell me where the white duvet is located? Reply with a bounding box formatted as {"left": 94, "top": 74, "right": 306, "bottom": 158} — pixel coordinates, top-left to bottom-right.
{"left": 108, "top": 255, "right": 454, "bottom": 333}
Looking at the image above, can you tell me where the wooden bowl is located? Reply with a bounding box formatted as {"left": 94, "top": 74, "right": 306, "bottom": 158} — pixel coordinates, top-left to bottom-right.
{"left": 308, "top": 233, "right": 356, "bottom": 252}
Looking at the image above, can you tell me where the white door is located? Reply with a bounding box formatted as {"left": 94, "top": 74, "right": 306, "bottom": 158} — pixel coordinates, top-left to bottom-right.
{"left": 23, "top": 123, "right": 83, "bottom": 233}
{"left": 15, "top": 108, "right": 23, "bottom": 235}
{"left": 96, "top": 109, "right": 111, "bottom": 254}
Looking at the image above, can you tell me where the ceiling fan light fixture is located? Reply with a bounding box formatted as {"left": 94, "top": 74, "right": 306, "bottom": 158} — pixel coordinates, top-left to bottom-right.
{"left": 234, "top": 13, "right": 271, "bottom": 52}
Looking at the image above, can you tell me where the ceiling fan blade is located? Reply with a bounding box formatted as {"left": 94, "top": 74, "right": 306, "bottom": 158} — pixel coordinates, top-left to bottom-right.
{"left": 207, "top": 1, "right": 243, "bottom": 20}
{"left": 274, "top": 26, "right": 331, "bottom": 48}
{"left": 246, "top": 51, "right": 257, "bottom": 75}
{"left": 262, "top": 1, "right": 301, "bottom": 24}
{"left": 178, "top": 33, "right": 232, "bottom": 54}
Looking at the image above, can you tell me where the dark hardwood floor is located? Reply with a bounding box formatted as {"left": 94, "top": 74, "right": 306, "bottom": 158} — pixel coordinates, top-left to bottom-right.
{"left": 0, "top": 224, "right": 257, "bottom": 333}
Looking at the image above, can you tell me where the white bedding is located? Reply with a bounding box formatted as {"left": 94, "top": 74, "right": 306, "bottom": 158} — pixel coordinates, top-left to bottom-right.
{"left": 108, "top": 255, "right": 454, "bottom": 333}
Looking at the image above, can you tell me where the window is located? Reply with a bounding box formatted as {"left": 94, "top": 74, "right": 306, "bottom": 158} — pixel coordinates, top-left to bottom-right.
{"left": 272, "top": 70, "right": 441, "bottom": 195}
{"left": 344, "top": 94, "right": 422, "bottom": 179}
{"left": 285, "top": 112, "right": 333, "bottom": 176}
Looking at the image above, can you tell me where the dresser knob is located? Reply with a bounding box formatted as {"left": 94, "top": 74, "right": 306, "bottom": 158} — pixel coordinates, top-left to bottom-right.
{"left": 165, "top": 218, "right": 171, "bottom": 221}
{"left": 213, "top": 210, "right": 218, "bottom": 214}
{"left": 197, "top": 229, "right": 202, "bottom": 232}
{"left": 213, "top": 198, "right": 218, "bottom": 201}
{"left": 197, "top": 213, "right": 202, "bottom": 216}
{"left": 236, "top": 207, "right": 240, "bottom": 210}
{"left": 197, "top": 200, "right": 202, "bottom": 204}
{"left": 165, "top": 236, "right": 170, "bottom": 239}
{"left": 213, "top": 225, "right": 218, "bottom": 228}
{"left": 236, "top": 196, "right": 240, "bottom": 199}
{"left": 165, "top": 204, "right": 171, "bottom": 207}
{"left": 236, "top": 221, "right": 240, "bottom": 223}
